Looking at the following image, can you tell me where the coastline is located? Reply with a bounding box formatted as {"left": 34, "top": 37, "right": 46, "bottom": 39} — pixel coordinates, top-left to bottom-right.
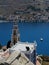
{"left": 0, "top": 19, "right": 49, "bottom": 23}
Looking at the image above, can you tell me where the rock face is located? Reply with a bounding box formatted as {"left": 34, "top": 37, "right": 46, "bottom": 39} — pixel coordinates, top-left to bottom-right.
{"left": 0, "top": 0, "right": 49, "bottom": 22}
{"left": 4, "top": 51, "right": 34, "bottom": 65}
{"left": 0, "top": 0, "right": 33, "bottom": 16}
{"left": 0, "top": 0, "right": 48, "bottom": 16}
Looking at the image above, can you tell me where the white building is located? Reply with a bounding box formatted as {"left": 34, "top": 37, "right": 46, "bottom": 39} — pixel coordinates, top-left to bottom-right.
{"left": 10, "top": 41, "right": 37, "bottom": 65}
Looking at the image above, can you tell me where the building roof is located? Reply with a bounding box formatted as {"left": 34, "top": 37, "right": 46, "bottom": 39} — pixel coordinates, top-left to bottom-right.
{"left": 11, "top": 41, "right": 37, "bottom": 53}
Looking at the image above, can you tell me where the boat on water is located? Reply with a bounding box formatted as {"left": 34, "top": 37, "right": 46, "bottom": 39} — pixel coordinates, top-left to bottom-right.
{"left": 40, "top": 38, "right": 43, "bottom": 41}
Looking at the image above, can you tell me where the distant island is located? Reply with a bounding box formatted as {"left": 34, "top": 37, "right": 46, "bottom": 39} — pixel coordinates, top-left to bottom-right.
{"left": 0, "top": 0, "right": 49, "bottom": 22}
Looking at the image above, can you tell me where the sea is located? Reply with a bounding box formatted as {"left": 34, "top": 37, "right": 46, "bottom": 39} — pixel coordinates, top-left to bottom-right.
{"left": 0, "top": 21, "right": 49, "bottom": 56}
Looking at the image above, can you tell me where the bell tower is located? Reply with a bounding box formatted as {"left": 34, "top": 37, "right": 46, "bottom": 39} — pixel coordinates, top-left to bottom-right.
{"left": 11, "top": 22, "right": 20, "bottom": 45}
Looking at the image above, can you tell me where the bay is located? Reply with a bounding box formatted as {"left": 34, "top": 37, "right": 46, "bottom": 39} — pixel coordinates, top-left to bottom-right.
{"left": 0, "top": 21, "right": 49, "bottom": 56}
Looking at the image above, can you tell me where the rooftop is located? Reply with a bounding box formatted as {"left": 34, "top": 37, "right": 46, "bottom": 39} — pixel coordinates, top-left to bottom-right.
{"left": 11, "top": 41, "right": 37, "bottom": 53}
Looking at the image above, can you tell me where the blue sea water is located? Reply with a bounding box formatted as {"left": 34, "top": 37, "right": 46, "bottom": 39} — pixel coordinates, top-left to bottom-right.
{"left": 0, "top": 21, "right": 49, "bottom": 56}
